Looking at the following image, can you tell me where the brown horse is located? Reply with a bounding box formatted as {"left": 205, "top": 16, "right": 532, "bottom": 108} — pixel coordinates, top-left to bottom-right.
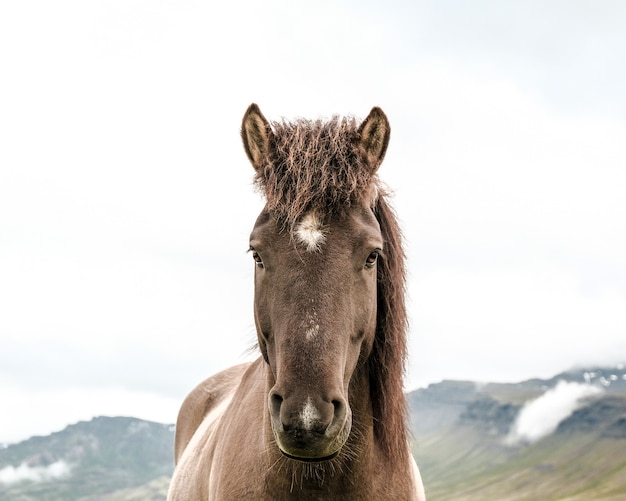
{"left": 167, "top": 104, "right": 425, "bottom": 500}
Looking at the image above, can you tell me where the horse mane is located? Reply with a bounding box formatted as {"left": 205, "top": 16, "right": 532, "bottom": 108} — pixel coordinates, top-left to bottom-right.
{"left": 371, "top": 195, "right": 409, "bottom": 463}
{"left": 254, "top": 115, "right": 409, "bottom": 464}
{"left": 253, "top": 116, "right": 373, "bottom": 227}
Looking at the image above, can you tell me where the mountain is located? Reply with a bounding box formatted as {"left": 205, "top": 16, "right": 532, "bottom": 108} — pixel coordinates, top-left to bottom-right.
{"left": 409, "top": 365, "right": 626, "bottom": 500}
{"left": 1, "top": 366, "right": 625, "bottom": 500}
{"left": 0, "top": 416, "right": 174, "bottom": 501}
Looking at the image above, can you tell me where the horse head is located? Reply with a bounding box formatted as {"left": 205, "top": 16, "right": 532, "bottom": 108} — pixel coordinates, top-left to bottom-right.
{"left": 241, "top": 104, "right": 390, "bottom": 462}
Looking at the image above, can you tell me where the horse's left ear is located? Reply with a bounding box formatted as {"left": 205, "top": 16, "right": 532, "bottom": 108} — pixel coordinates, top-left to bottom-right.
{"left": 241, "top": 103, "right": 272, "bottom": 171}
{"left": 357, "top": 107, "right": 390, "bottom": 172}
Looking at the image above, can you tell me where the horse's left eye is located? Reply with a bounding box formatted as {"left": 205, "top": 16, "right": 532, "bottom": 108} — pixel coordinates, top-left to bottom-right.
{"left": 365, "top": 251, "right": 379, "bottom": 268}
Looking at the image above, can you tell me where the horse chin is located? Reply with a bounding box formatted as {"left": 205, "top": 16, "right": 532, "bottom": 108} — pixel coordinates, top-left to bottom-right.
{"left": 274, "top": 427, "right": 349, "bottom": 463}
{"left": 279, "top": 449, "right": 340, "bottom": 463}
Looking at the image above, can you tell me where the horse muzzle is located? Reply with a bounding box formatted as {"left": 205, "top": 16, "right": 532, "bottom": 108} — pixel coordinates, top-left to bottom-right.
{"left": 269, "top": 392, "right": 352, "bottom": 462}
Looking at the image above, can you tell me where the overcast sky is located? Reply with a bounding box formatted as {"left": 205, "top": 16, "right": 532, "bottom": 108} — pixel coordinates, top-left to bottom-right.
{"left": 1, "top": 0, "right": 625, "bottom": 444}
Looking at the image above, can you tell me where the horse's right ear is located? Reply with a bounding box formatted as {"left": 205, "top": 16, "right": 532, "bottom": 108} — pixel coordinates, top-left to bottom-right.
{"left": 357, "top": 107, "right": 390, "bottom": 173}
{"left": 241, "top": 103, "right": 272, "bottom": 171}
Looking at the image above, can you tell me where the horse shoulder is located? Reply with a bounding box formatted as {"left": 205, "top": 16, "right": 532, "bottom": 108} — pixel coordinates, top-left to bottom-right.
{"left": 173, "top": 362, "right": 252, "bottom": 463}
{"left": 411, "top": 453, "right": 427, "bottom": 501}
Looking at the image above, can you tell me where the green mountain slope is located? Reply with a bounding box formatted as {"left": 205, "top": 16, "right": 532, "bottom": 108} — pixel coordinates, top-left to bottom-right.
{"left": 0, "top": 416, "right": 174, "bottom": 501}
{"left": 413, "top": 414, "right": 626, "bottom": 500}
{"left": 410, "top": 366, "right": 626, "bottom": 501}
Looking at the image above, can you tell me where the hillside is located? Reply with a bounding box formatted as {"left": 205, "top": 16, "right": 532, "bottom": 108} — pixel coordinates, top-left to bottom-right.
{"left": 409, "top": 365, "right": 626, "bottom": 500}
{"left": 1, "top": 366, "right": 625, "bottom": 500}
{"left": 0, "top": 416, "right": 174, "bottom": 501}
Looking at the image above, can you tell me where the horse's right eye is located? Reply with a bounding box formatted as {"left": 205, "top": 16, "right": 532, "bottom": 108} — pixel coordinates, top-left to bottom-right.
{"left": 252, "top": 250, "right": 264, "bottom": 268}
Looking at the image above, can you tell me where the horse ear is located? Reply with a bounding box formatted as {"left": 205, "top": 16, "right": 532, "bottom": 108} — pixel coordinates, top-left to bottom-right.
{"left": 357, "top": 107, "right": 390, "bottom": 172}
{"left": 241, "top": 103, "right": 272, "bottom": 171}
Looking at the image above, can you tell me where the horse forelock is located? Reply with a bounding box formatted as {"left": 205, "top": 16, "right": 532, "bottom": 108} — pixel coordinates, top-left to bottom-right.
{"left": 253, "top": 116, "right": 379, "bottom": 228}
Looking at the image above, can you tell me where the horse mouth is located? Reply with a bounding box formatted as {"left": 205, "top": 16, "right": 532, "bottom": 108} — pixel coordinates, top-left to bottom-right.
{"left": 273, "top": 415, "right": 351, "bottom": 463}
{"left": 280, "top": 449, "right": 340, "bottom": 463}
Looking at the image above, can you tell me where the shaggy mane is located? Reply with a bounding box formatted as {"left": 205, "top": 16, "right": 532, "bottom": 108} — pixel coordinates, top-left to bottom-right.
{"left": 371, "top": 196, "right": 409, "bottom": 464}
{"left": 254, "top": 116, "right": 377, "bottom": 226}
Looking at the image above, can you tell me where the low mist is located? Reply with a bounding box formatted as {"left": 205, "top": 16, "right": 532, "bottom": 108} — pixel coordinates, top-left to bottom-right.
{"left": 0, "top": 460, "right": 71, "bottom": 484}
{"left": 506, "top": 381, "right": 601, "bottom": 445}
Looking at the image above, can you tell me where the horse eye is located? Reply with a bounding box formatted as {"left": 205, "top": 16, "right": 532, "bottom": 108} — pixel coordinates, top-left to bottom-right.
{"left": 251, "top": 250, "right": 264, "bottom": 268}
{"left": 365, "top": 251, "right": 379, "bottom": 268}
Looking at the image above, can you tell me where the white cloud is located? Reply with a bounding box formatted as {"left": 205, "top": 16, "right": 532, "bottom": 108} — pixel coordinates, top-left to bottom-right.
{"left": 506, "top": 381, "right": 601, "bottom": 445}
{"left": 0, "top": 460, "right": 71, "bottom": 484}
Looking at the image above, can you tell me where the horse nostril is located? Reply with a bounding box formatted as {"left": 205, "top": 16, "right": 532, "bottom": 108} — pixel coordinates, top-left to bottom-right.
{"left": 332, "top": 399, "right": 347, "bottom": 422}
{"left": 270, "top": 392, "right": 283, "bottom": 418}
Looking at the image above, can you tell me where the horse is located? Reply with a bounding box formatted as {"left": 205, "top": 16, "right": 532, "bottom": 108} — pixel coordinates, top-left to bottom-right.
{"left": 167, "top": 104, "right": 426, "bottom": 500}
